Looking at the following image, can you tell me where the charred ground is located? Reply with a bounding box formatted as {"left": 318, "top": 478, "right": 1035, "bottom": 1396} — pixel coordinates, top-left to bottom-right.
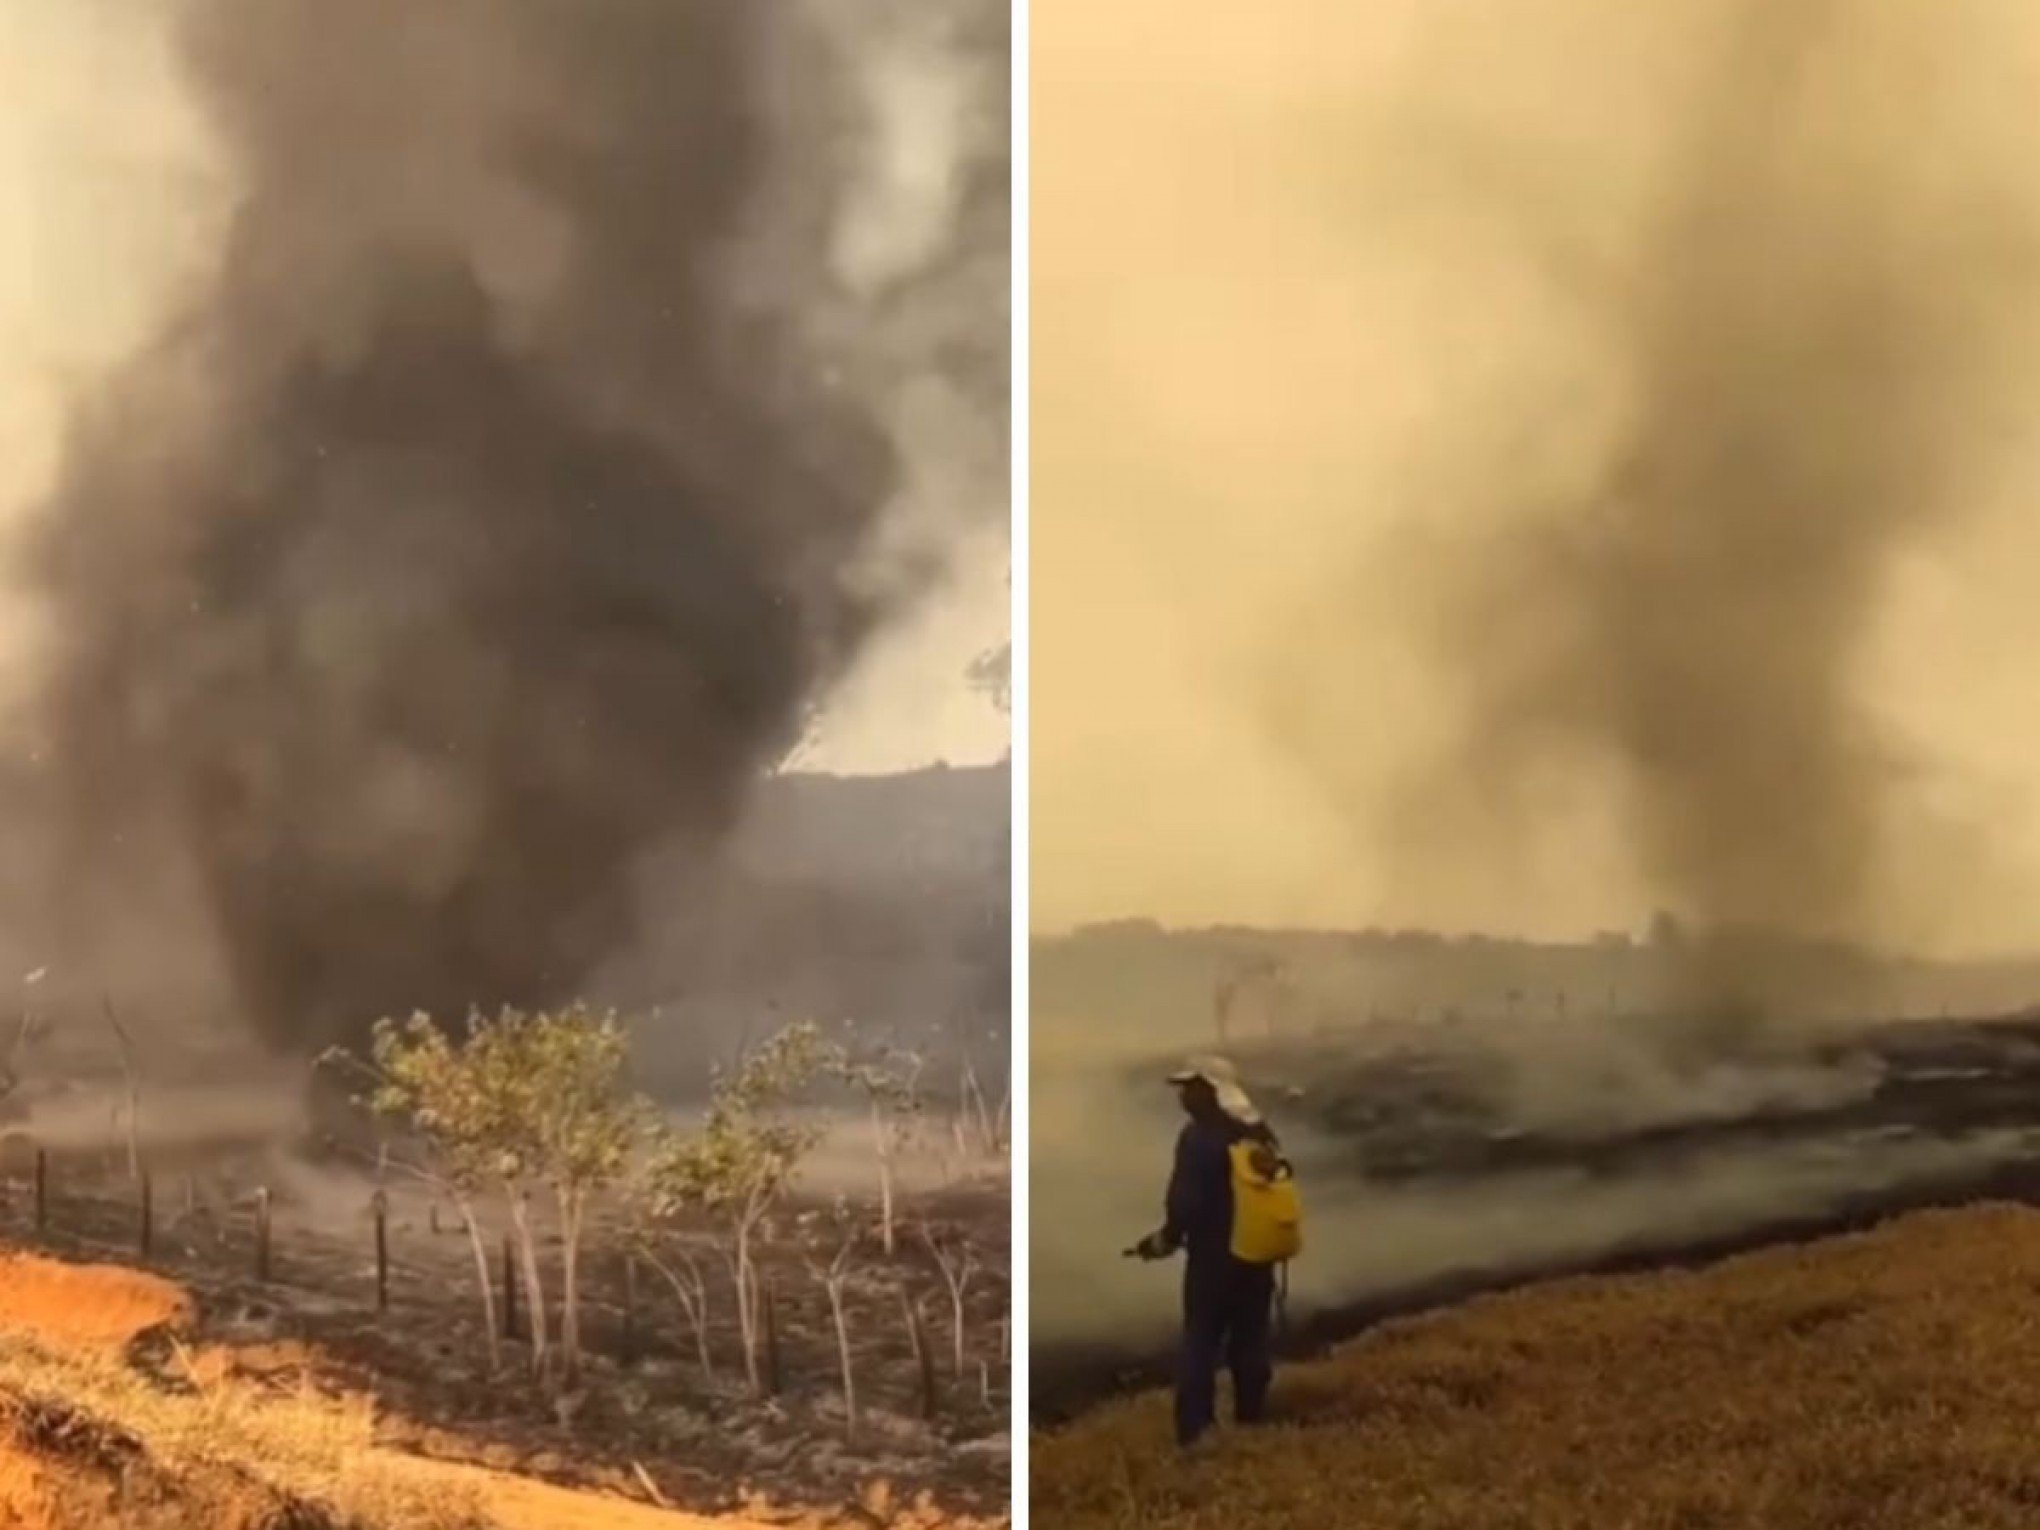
{"left": 0, "top": 1122, "right": 1009, "bottom": 1522}
{"left": 1031, "top": 923, "right": 2040, "bottom": 1426}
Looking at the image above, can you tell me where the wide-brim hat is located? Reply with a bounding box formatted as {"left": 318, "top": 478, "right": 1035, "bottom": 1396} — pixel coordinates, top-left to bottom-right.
{"left": 1166, "top": 1054, "right": 1261, "bottom": 1125}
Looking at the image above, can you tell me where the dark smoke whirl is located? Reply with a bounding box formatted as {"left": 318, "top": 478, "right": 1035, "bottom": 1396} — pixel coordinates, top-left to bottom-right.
{"left": 30, "top": 0, "right": 958, "bottom": 1050}
{"left": 1406, "top": 0, "right": 2023, "bottom": 1015}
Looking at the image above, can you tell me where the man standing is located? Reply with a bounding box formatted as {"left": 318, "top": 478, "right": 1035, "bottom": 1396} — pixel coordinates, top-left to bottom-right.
{"left": 1132, "top": 1055, "right": 1285, "bottom": 1449}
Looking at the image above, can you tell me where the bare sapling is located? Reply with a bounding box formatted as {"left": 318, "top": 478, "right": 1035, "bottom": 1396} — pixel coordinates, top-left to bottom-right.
{"left": 448, "top": 1183, "right": 504, "bottom": 1371}
{"left": 921, "top": 1225, "right": 978, "bottom": 1378}
{"left": 946, "top": 1112, "right": 967, "bottom": 1183}
{"left": 958, "top": 1054, "right": 1006, "bottom": 1158}
{"left": 637, "top": 1242, "right": 715, "bottom": 1381}
{"left": 806, "top": 1209, "right": 862, "bottom": 1440}
{"left": 1, "top": 983, "right": 45, "bottom": 1119}
{"left": 732, "top": 1211, "right": 772, "bottom": 1388}
{"left": 835, "top": 1044, "right": 923, "bottom": 1256}
{"left": 987, "top": 1263, "right": 1011, "bottom": 1408}
{"left": 507, "top": 1184, "right": 551, "bottom": 1380}
{"left": 959, "top": 1056, "right": 987, "bottom": 1155}
{"left": 646, "top": 1021, "right": 828, "bottom": 1396}
{"left": 102, "top": 997, "right": 143, "bottom": 1184}
{"left": 901, "top": 1288, "right": 937, "bottom": 1420}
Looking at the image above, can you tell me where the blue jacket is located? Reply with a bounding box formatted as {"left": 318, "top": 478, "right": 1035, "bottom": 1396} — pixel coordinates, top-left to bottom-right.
{"left": 1163, "top": 1113, "right": 1276, "bottom": 1265}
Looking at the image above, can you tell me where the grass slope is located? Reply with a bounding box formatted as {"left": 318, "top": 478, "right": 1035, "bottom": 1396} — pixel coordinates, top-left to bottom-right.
{"left": 1034, "top": 1202, "right": 2040, "bottom": 1530}
{"left": 0, "top": 1249, "right": 898, "bottom": 1530}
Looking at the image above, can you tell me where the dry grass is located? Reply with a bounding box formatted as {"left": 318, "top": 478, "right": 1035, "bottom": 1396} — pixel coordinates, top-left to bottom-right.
{"left": 0, "top": 1248, "right": 480, "bottom": 1527}
{"left": 0, "top": 1332, "right": 487, "bottom": 1528}
{"left": 1033, "top": 1202, "right": 2040, "bottom": 1530}
{"left": 0, "top": 1255, "right": 193, "bottom": 1351}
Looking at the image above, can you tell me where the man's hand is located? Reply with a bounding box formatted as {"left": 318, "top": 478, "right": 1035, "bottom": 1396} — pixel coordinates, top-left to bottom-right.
{"left": 1129, "top": 1229, "right": 1175, "bottom": 1261}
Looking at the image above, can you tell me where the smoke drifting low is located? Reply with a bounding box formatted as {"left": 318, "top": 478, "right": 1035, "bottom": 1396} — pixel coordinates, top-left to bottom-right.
{"left": 20, "top": 1, "right": 1005, "bottom": 1052}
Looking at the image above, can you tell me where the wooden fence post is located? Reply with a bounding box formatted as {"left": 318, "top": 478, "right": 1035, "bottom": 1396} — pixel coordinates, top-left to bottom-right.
{"left": 372, "top": 1191, "right": 390, "bottom": 1313}
{"left": 501, "top": 1233, "right": 519, "bottom": 1340}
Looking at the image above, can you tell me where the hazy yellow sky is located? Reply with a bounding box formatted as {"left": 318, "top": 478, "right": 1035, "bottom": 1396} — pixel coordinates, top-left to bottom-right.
{"left": 1034, "top": 0, "right": 2040, "bottom": 954}
{"left": 0, "top": 1, "right": 1005, "bottom": 777}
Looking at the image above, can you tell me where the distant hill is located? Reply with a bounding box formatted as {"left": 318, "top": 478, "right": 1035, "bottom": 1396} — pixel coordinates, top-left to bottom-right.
{"left": 737, "top": 760, "right": 1010, "bottom": 891}
{"left": 1032, "top": 918, "right": 2040, "bottom": 1066}
{"left": 602, "top": 759, "right": 1011, "bottom": 1094}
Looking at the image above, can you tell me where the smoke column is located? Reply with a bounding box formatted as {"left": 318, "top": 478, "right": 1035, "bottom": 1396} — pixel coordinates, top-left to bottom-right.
{"left": 20, "top": 0, "right": 1005, "bottom": 1052}
{"left": 1391, "top": 0, "right": 2035, "bottom": 1010}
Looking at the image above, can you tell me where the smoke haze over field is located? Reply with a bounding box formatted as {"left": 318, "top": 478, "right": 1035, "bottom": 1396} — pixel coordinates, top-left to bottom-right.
{"left": 0, "top": 0, "right": 1008, "bottom": 1053}
{"left": 1032, "top": 1052, "right": 2040, "bottom": 1359}
{"left": 1031, "top": 4, "right": 2040, "bottom": 1411}
{"left": 1036, "top": 0, "right": 2040, "bottom": 961}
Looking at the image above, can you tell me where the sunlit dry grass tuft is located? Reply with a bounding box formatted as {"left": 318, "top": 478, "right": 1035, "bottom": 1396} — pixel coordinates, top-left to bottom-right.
{"left": 0, "top": 1332, "right": 486, "bottom": 1528}
{"left": 1034, "top": 1203, "right": 2040, "bottom": 1530}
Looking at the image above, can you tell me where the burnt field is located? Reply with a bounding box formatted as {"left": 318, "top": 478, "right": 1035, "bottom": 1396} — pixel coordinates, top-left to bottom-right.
{"left": 0, "top": 1097, "right": 1010, "bottom": 1523}
{"left": 1032, "top": 1011, "right": 2040, "bottom": 1425}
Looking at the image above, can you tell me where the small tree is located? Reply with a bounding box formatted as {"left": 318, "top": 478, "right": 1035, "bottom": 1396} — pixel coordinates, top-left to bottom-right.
{"left": 983, "top": 1257, "right": 1011, "bottom": 1410}
{"left": 338, "top": 1014, "right": 505, "bottom": 1372}
{"left": 805, "top": 1205, "right": 862, "bottom": 1441}
{"left": 835, "top": 1044, "right": 922, "bottom": 1256}
{"left": 346, "top": 1004, "right": 648, "bottom": 1387}
{"left": 461, "top": 1004, "right": 647, "bottom": 1387}
{"left": 647, "top": 1021, "right": 829, "bottom": 1396}
{"left": 922, "top": 1224, "right": 978, "bottom": 1379}
{"left": 943, "top": 1008, "right": 1007, "bottom": 1164}
{"left": 953, "top": 1045, "right": 1009, "bottom": 1163}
